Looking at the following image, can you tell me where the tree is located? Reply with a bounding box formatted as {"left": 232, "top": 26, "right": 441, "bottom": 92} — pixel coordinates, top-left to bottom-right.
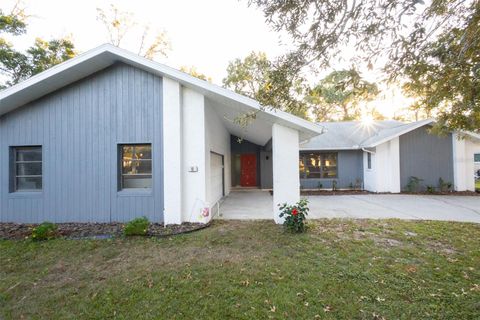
{"left": 180, "top": 66, "right": 212, "bottom": 82}
{"left": 96, "top": 4, "right": 170, "bottom": 60}
{"left": 307, "top": 69, "right": 378, "bottom": 121}
{"left": 223, "top": 51, "right": 309, "bottom": 118}
{"left": 0, "top": 2, "right": 75, "bottom": 88}
{"left": 248, "top": 0, "right": 480, "bottom": 132}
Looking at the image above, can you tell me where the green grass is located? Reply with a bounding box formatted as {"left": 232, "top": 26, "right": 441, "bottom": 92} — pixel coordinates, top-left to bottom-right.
{"left": 1, "top": 219, "right": 480, "bottom": 319}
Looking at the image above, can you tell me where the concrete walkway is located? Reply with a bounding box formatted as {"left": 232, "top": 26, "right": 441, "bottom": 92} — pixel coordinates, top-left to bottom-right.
{"left": 219, "top": 190, "right": 272, "bottom": 220}
{"left": 220, "top": 191, "right": 480, "bottom": 223}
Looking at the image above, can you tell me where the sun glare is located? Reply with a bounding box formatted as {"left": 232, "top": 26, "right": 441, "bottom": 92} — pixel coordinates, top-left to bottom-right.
{"left": 361, "top": 114, "right": 374, "bottom": 126}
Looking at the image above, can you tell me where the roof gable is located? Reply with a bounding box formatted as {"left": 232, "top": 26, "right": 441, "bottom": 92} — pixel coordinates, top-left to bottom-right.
{"left": 301, "top": 119, "right": 436, "bottom": 150}
{"left": 0, "top": 44, "right": 323, "bottom": 141}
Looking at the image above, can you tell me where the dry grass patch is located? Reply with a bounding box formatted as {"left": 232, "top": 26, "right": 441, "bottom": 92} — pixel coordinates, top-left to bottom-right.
{"left": 1, "top": 219, "right": 480, "bottom": 319}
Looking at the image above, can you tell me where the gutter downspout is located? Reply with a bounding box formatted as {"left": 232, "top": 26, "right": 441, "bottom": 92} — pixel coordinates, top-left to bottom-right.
{"left": 361, "top": 147, "right": 375, "bottom": 154}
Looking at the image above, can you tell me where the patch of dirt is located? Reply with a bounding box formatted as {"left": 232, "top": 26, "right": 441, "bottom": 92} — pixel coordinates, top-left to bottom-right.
{"left": 301, "top": 190, "right": 371, "bottom": 196}
{"left": 425, "top": 241, "right": 457, "bottom": 255}
{"left": 400, "top": 191, "right": 479, "bottom": 196}
{"left": 372, "top": 236, "right": 404, "bottom": 247}
{"left": 0, "top": 222, "right": 208, "bottom": 240}
{"left": 300, "top": 190, "right": 479, "bottom": 196}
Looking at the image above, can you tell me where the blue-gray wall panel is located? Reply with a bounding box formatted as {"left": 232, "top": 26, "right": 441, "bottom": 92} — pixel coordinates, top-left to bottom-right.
{"left": 0, "top": 63, "right": 163, "bottom": 223}
{"left": 399, "top": 126, "right": 453, "bottom": 190}
{"left": 300, "top": 150, "right": 364, "bottom": 189}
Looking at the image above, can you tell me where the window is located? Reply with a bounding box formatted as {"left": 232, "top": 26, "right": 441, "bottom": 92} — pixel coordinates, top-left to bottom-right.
{"left": 119, "top": 144, "right": 152, "bottom": 190}
{"left": 299, "top": 152, "right": 337, "bottom": 179}
{"left": 475, "top": 154, "right": 480, "bottom": 163}
{"left": 367, "top": 152, "right": 372, "bottom": 169}
{"left": 11, "top": 146, "right": 42, "bottom": 192}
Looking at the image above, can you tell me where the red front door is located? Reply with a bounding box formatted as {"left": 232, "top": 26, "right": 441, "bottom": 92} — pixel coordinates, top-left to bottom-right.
{"left": 240, "top": 154, "right": 257, "bottom": 187}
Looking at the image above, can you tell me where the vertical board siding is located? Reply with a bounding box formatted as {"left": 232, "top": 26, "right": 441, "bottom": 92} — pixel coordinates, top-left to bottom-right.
{"left": 300, "top": 150, "right": 364, "bottom": 189}
{"left": 399, "top": 126, "right": 454, "bottom": 190}
{"left": 0, "top": 63, "right": 163, "bottom": 223}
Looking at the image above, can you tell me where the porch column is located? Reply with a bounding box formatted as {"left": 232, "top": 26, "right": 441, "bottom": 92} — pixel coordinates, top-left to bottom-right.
{"left": 272, "top": 123, "right": 300, "bottom": 224}
{"left": 162, "top": 78, "right": 182, "bottom": 224}
{"left": 452, "top": 132, "right": 467, "bottom": 191}
{"left": 181, "top": 88, "right": 207, "bottom": 222}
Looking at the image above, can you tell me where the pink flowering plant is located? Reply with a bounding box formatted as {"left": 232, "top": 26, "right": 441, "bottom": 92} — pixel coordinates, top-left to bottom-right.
{"left": 278, "top": 198, "right": 309, "bottom": 233}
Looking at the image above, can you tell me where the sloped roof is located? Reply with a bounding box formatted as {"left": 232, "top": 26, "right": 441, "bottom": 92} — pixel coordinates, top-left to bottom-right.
{"left": 0, "top": 44, "right": 323, "bottom": 142}
{"left": 301, "top": 119, "right": 435, "bottom": 150}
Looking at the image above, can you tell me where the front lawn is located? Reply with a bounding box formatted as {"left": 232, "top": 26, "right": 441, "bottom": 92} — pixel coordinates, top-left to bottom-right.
{"left": 1, "top": 219, "right": 480, "bottom": 319}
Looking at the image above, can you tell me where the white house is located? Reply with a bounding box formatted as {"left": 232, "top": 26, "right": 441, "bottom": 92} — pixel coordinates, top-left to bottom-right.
{"left": 0, "top": 44, "right": 323, "bottom": 224}
{"left": 300, "top": 120, "right": 480, "bottom": 192}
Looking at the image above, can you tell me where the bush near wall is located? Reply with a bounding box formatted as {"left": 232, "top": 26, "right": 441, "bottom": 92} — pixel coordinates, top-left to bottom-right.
{"left": 124, "top": 217, "right": 150, "bottom": 236}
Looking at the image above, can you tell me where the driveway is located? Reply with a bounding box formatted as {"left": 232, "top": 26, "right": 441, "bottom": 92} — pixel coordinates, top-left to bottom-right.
{"left": 307, "top": 194, "right": 480, "bottom": 223}
{"left": 220, "top": 191, "right": 480, "bottom": 223}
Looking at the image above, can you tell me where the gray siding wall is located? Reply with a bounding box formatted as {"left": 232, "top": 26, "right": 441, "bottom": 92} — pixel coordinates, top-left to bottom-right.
{"left": 300, "top": 150, "right": 363, "bottom": 189}
{"left": 0, "top": 63, "right": 164, "bottom": 223}
{"left": 399, "top": 126, "right": 453, "bottom": 190}
{"left": 260, "top": 151, "right": 273, "bottom": 189}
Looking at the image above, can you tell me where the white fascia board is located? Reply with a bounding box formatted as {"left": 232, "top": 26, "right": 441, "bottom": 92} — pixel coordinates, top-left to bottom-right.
{"left": 459, "top": 131, "right": 480, "bottom": 142}
{"left": 299, "top": 146, "right": 361, "bottom": 151}
{"left": 362, "top": 119, "right": 435, "bottom": 148}
{"left": 0, "top": 44, "right": 324, "bottom": 140}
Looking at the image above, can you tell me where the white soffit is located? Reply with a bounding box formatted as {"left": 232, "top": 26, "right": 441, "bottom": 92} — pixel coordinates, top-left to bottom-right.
{"left": 0, "top": 44, "right": 323, "bottom": 142}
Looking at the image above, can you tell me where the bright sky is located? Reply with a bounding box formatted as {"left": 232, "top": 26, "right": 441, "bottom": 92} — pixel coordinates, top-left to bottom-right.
{"left": 3, "top": 0, "right": 412, "bottom": 119}
{"left": 5, "top": 0, "right": 288, "bottom": 83}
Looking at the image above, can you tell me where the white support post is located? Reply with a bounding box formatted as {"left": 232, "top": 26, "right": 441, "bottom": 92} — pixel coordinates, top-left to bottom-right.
{"left": 162, "top": 78, "right": 182, "bottom": 225}
{"left": 181, "top": 88, "right": 207, "bottom": 222}
{"left": 452, "top": 133, "right": 467, "bottom": 191}
{"left": 272, "top": 123, "right": 300, "bottom": 224}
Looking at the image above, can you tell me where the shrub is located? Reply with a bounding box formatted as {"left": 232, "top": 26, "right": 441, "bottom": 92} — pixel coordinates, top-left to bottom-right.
{"left": 332, "top": 180, "right": 338, "bottom": 191}
{"left": 406, "top": 176, "right": 423, "bottom": 192}
{"left": 31, "top": 222, "right": 58, "bottom": 241}
{"left": 438, "top": 178, "right": 452, "bottom": 192}
{"left": 278, "top": 199, "right": 309, "bottom": 233}
{"left": 355, "top": 178, "right": 363, "bottom": 191}
{"left": 426, "top": 185, "right": 436, "bottom": 193}
{"left": 124, "top": 217, "right": 149, "bottom": 236}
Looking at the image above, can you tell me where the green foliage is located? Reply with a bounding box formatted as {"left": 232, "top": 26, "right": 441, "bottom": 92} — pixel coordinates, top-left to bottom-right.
{"left": 180, "top": 66, "right": 212, "bottom": 82}
{"left": 0, "top": 4, "right": 76, "bottom": 88}
{"left": 332, "top": 179, "right": 338, "bottom": 191}
{"left": 308, "top": 69, "right": 379, "bottom": 121}
{"left": 223, "top": 51, "right": 309, "bottom": 119}
{"left": 31, "top": 222, "right": 58, "bottom": 241}
{"left": 248, "top": 0, "right": 480, "bottom": 132}
{"left": 426, "top": 185, "right": 436, "bottom": 194}
{"left": 355, "top": 178, "right": 363, "bottom": 191}
{"left": 406, "top": 176, "right": 423, "bottom": 193}
{"left": 2, "top": 219, "right": 480, "bottom": 319}
{"left": 124, "top": 217, "right": 149, "bottom": 236}
{"left": 0, "top": 7, "right": 26, "bottom": 35}
{"left": 278, "top": 198, "right": 309, "bottom": 233}
{"left": 438, "top": 177, "right": 452, "bottom": 192}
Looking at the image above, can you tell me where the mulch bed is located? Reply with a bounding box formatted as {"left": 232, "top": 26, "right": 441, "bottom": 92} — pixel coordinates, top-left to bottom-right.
{"left": 301, "top": 190, "right": 479, "bottom": 196}
{"left": 0, "top": 222, "right": 209, "bottom": 241}
{"left": 400, "top": 190, "right": 479, "bottom": 196}
{"left": 301, "top": 190, "right": 371, "bottom": 196}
